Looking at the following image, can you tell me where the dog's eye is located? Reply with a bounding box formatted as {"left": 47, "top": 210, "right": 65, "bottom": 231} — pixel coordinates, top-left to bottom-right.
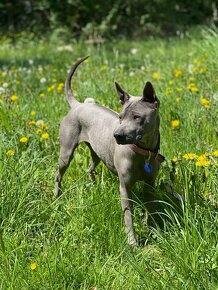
{"left": 133, "top": 115, "right": 140, "bottom": 120}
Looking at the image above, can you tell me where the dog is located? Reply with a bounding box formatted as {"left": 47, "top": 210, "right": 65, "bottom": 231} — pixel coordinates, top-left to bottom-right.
{"left": 55, "top": 56, "right": 165, "bottom": 246}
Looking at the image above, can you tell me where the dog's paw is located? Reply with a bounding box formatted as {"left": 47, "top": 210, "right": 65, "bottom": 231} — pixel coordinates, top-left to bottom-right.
{"left": 129, "top": 237, "right": 138, "bottom": 247}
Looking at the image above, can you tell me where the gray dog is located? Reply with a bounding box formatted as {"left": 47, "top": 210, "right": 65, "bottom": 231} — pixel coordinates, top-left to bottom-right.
{"left": 55, "top": 56, "right": 165, "bottom": 246}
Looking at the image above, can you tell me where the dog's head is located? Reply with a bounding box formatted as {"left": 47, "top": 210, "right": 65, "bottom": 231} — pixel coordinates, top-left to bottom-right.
{"left": 113, "top": 81, "right": 160, "bottom": 145}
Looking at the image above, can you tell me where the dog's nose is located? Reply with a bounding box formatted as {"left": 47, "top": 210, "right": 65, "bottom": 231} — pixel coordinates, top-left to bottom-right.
{"left": 114, "top": 132, "right": 121, "bottom": 139}
{"left": 114, "top": 132, "right": 125, "bottom": 143}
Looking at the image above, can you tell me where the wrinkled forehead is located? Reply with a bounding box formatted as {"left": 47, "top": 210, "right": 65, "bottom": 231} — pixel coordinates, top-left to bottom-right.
{"left": 121, "top": 98, "right": 156, "bottom": 115}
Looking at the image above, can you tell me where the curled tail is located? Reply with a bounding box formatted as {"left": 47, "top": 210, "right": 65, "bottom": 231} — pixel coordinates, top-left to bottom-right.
{"left": 65, "top": 55, "right": 90, "bottom": 107}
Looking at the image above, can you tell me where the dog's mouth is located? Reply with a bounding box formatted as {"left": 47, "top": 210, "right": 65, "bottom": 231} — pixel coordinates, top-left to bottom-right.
{"left": 114, "top": 134, "right": 142, "bottom": 145}
{"left": 116, "top": 139, "right": 131, "bottom": 145}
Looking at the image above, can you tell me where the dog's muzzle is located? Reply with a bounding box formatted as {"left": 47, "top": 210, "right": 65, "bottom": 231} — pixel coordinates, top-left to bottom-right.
{"left": 113, "top": 132, "right": 126, "bottom": 144}
{"left": 114, "top": 131, "right": 139, "bottom": 145}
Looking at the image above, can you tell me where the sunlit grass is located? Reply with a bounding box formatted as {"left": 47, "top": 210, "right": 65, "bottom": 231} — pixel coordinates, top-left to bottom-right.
{"left": 0, "top": 28, "right": 218, "bottom": 289}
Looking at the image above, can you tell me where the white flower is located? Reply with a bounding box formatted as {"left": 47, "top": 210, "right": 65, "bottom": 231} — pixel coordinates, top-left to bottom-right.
{"left": 57, "top": 45, "right": 73, "bottom": 52}
{"left": 129, "top": 71, "right": 135, "bottom": 77}
{"left": 2, "top": 82, "right": 8, "bottom": 88}
{"left": 213, "top": 93, "right": 218, "bottom": 101}
{"left": 40, "top": 77, "right": 46, "bottom": 84}
{"left": 28, "top": 59, "right": 34, "bottom": 65}
{"left": 36, "top": 120, "right": 45, "bottom": 127}
{"left": 130, "top": 48, "right": 138, "bottom": 54}
{"left": 188, "top": 64, "right": 194, "bottom": 74}
{"left": 0, "top": 87, "right": 5, "bottom": 94}
{"left": 140, "top": 66, "right": 145, "bottom": 71}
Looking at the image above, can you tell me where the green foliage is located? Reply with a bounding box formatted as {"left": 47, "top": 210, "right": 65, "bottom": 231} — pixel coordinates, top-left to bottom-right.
{"left": 0, "top": 0, "right": 216, "bottom": 37}
{"left": 0, "top": 28, "right": 218, "bottom": 288}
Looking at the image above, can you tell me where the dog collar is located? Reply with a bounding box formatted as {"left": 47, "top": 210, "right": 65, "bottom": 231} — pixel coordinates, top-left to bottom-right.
{"left": 128, "top": 144, "right": 165, "bottom": 164}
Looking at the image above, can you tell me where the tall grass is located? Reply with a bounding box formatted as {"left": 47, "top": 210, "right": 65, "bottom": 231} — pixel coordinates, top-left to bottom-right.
{"left": 0, "top": 28, "right": 217, "bottom": 289}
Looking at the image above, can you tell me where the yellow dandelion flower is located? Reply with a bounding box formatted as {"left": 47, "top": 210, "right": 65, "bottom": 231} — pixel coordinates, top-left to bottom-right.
{"left": 176, "top": 97, "right": 181, "bottom": 102}
{"left": 30, "top": 262, "right": 37, "bottom": 270}
{"left": 182, "top": 153, "right": 198, "bottom": 160}
{"left": 39, "top": 93, "right": 45, "bottom": 97}
{"left": 197, "top": 153, "right": 209, "bottom": 161}
{"left": 171, "top": 119, "right": 180, "bottom": 128}
{"left": 199, "top": 67, "right": 206, "bottom": 74}
{"left": 168, "top": 80, "right": 173, "bottom": 86}
{"left": 30, "top": 111, "right": 36, "bottom": 116}
{"left": 20, "top": 137, "right": 28, "bottom": 143}
{"left": 171, "top": 157, "right": 178, "bottom": 163}
{"left": 176, "top": 87, "right": 183, "bottom": 92}
{"left": 52, "top": 78, "right": 57, "bottom": 83}
{"left": 152, "top": 72, "right": 160, "bottom": 80}
{"left": 191, "top": 67, "right": 197, "bottom": 73}
{"left": 190, "top": 87, "right": 199, "bottom": 93}
{"left": 47, "top": 85, "right": 55, "bottom": 92}
{"left": 6, "top": 150, "right": 15, "bottom": 156}
{"left": 41, "top": 133, "right": 49, "bottom": 139}
{"left": 187, "top": 83, "right": 194, "bottom": 89}
{"left": 195, "top": 160, "right": 211, "bottom": 167}
{"left": 187, "top": 83, "right": 198, "bottom": 92}
{"left": 57, "top": 83, "right": 64, "bottom": 93}
{"left": 174, "top": 70, "right": 182, "bottom": 78}
{"left": 201, "top": 98, "right": 210, "bottom": 108}
{"left": 11, "top": 95, "right": 18, "bottom": 101}
{"left": 212, "top": 150, "right": 218, "bottom": 157}
{"left": 36, "top": 128, "right": 42, "bottom": 134}
{"left": 166, "top": 87, "right": 173, "bottom": 95}
{"left": 28, "top": 120, "right": 36, "bottom": 126}
{"left": 102, "top": 64, "right": 108, "bottom": 70}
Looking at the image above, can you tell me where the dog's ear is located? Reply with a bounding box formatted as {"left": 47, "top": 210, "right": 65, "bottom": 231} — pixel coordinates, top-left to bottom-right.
{"left": 115, "top": 82, "right": 130, "bottom": 105}
{"left": 142, "top": 81, "right": 157, "bottom": 103}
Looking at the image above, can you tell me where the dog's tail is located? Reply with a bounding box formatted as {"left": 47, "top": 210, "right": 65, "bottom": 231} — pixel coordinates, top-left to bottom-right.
{"left": 65, "top": 55, "right": 90, "bottom": 107}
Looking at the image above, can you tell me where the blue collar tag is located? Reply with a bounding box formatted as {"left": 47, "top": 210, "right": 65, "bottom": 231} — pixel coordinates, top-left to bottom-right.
{"left": 144, "top": 162, "right": 152, "bottom": 173}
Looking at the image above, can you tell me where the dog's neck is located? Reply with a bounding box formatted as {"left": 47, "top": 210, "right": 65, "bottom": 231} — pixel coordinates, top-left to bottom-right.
{"left": 136, "top": 130, "right": 160, "bottom": 153}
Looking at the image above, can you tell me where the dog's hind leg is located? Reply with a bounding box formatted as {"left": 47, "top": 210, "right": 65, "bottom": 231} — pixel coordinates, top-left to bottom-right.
{"left": 86, "top": 143, "right": 100, "bottom": 181}
{"left": 54, "top": 143, "right": 78, "bottom": 198}
{"left": 54, "top": 120, "right": 79, "bottom": 198}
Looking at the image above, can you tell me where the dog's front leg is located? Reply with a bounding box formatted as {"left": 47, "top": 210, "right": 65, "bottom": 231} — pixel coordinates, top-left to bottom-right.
{"left": 119, "top": 177, "right": 137, "bottom": 246}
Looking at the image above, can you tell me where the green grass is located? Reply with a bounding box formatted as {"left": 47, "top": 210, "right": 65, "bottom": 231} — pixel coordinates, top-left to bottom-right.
{"left": 0, "top": 28, "right": 218, "bottom": 289}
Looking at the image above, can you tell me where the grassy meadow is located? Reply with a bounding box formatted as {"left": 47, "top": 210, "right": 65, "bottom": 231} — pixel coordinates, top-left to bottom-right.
{"left": 0, "top": 29, "right": 218, "bottom": 289}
